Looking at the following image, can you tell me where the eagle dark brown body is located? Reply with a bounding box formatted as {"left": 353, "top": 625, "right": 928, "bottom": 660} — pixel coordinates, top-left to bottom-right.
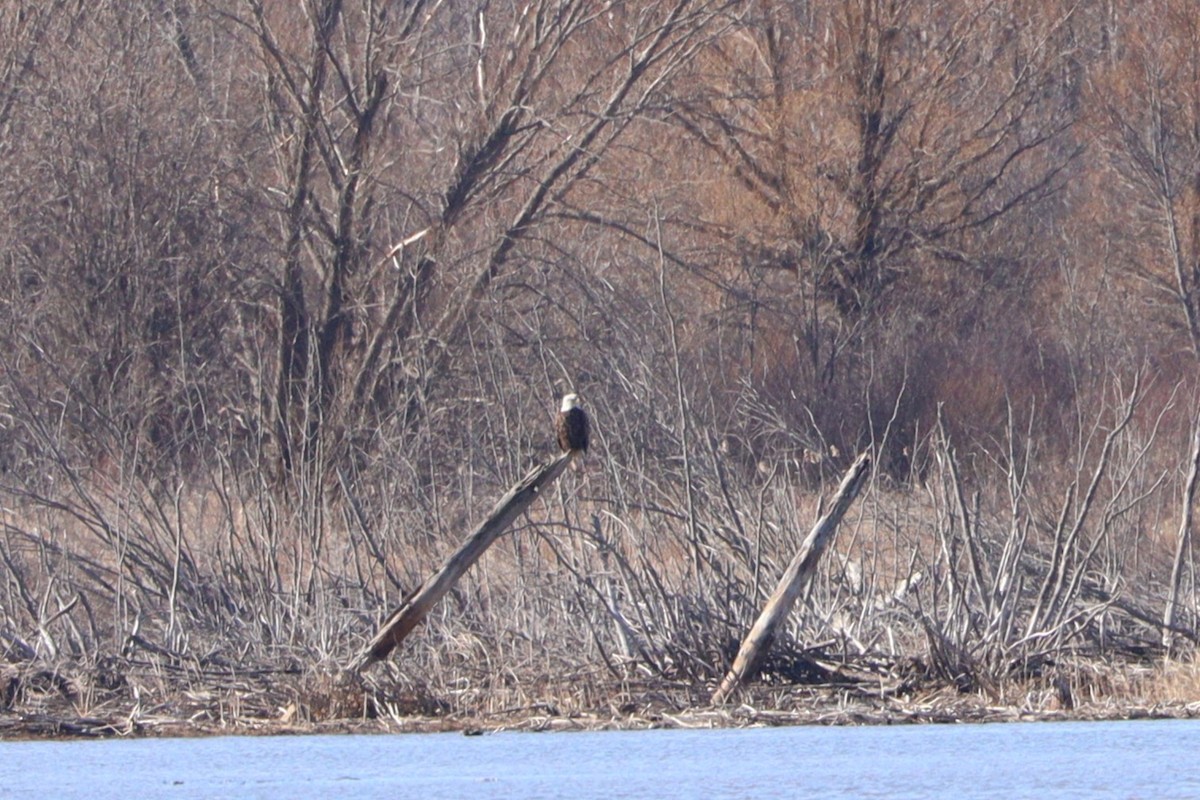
{"left": 556, "top": 394, "right": 589, "bottom": 453}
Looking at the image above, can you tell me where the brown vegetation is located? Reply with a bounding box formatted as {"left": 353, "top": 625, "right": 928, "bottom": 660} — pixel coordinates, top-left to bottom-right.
{"left": 3, "top": 0, "right": 1200, "bottom": 737}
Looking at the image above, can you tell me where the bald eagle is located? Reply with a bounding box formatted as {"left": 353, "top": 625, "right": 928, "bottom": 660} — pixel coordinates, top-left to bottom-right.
{"left": 556, "top": 393, "right": 589, "bottom": 454}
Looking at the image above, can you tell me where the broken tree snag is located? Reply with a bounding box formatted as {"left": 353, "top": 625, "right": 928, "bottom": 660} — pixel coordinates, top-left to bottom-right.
{"left": 353, "top": 451, "right": 575, "bottom": 670}
{"left": 711, "top": 451, "right": 871, "bottom": 705}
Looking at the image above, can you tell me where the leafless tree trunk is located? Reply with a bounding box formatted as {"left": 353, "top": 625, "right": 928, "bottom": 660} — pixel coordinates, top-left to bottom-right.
{"left": 712, "top": 451, "right": 870, "bottom": 704}
{"left": 354, "top": 452, "right": 575, "bottom": 669}
{"left": 1165, "top": 411, "right": 1200, "bottom": 651}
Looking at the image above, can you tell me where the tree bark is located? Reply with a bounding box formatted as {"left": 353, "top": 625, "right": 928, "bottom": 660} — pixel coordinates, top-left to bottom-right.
{"left": 712, "top": 451, "right": 871, "bottom": 704}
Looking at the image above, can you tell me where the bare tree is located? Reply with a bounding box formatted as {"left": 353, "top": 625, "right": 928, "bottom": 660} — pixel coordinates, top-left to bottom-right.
{"left": 1091, "top": 0, "right": 1200, "bottom": 649}
{"left": 214, "top": 0, "right": 737, "bottom": 476}
{"left": 670, "top": 0, "right": 1080, "bottom": 421}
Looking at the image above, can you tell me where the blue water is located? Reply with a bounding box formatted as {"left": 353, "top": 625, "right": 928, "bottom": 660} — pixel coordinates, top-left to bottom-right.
{"left": 3, "top": 718, "right": 1198, "bottom": 799}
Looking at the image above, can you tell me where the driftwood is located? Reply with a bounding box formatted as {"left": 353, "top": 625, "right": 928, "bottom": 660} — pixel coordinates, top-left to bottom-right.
{"left": 353, "top": 451, "right": 575, "bottom": 670}
{"left": 712, "top": 451, "right": 871, "bottom": 704}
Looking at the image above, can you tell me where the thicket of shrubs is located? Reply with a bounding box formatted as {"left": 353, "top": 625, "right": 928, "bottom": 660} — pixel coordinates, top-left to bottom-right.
{"left": 3, "top": 0, "right": 1200, "bottom": 725}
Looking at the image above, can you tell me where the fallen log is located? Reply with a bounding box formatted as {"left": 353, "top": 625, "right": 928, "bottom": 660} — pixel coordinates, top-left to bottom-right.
{"left": 712, "top": 451, "right": 871, "bottom": 704}
{"left": 353, "top": 451, "right": 575, "bottom": 670}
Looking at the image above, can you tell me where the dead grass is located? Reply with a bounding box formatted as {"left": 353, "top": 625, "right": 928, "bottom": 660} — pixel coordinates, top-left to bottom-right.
{"left": 5, "top": 647, "right": 1200, "bottom": 740}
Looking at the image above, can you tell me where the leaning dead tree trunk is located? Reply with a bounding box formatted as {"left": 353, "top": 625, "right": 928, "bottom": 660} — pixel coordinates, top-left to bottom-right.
{"left": 712, "top": 451, "right": 871, "bottom": 704}
{"left": 1164, "top": 412, "right": 1200, "bottom": 652}
{"left": 353, "top": 451, "right": 575, "bottom": 670}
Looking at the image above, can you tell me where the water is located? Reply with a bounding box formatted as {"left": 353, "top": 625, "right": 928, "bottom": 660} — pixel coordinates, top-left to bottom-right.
{"left": 3, "top": 718, "right": 1199, "bottom": 799}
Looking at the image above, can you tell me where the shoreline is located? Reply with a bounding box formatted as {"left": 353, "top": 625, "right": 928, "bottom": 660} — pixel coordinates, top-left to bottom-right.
{"left": 7, "top": 646, "right": 1200, "bottom": 741}
{"left": 4, "top": 677, "right": 1199, "bottom": 741}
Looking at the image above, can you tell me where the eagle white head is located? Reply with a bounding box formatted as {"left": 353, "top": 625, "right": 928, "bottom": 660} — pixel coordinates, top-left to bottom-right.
{"left": 560, "top": 393, "right": 581, "bottom": 413}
